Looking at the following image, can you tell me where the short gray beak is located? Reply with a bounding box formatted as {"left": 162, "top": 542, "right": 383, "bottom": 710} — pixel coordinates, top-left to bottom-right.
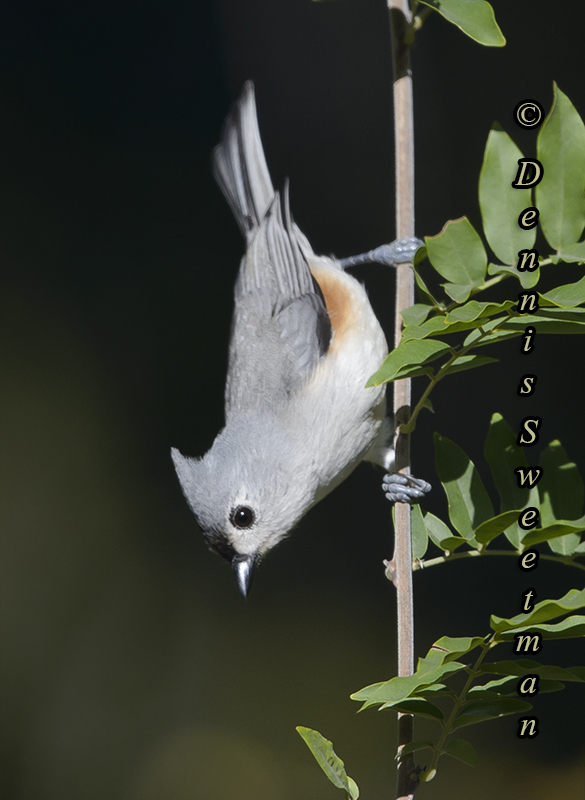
{"left": 233, "top": 556, "right": 256, "bottom": 598}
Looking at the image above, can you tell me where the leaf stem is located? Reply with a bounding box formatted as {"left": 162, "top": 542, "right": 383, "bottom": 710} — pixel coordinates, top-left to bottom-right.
{"left": 413, "top": 5, "right": 432, "bottom": 30}
{"left": 414, "top": 548, "right": 585, "bottom": 572}
{"left": 400, "top": 349, "right": 459, "bottom": 434}
{"left": 431, "top": 257, "right": 553, "bottom": 314}
{"left": 425, "top": 637, "right": 494, "bottom": 777}
{"left": 470, "top": 273, "right": 506, "bottom": 294}
{"left": 401, "top": 312, "right": 516, "bottom": 433}
{"left": 469, "top": 257, "right": 552, "bottom": 296}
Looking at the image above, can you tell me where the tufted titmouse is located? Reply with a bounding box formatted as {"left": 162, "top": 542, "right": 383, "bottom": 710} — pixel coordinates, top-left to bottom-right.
{"left": 172, "top": 82, "right": 430, "bottom": 596}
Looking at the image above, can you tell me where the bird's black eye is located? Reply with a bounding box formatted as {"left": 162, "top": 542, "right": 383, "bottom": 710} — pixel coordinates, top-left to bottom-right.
{"left": 230, "top": 505, "right": 255, "bottom": 529}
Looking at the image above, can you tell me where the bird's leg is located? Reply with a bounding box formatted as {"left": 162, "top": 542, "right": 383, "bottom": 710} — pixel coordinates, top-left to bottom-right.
{"left": 371, "top": 435, "right": 432, "bottom": 505}
{"left": 339, "top": 237, "right": 423, "bottom": 270}
{"left": 382, "top": 473, "right": 431, "bottom": 504}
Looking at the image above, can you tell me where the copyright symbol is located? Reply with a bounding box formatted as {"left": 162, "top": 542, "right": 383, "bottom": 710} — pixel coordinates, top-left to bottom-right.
{"left": 514, "top": 100, "right": 544, "bottom": 129}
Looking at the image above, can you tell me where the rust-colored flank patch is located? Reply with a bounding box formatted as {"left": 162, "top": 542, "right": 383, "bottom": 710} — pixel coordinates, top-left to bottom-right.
{"left": 310, "top": 265, "right": 357, "bottom": 349}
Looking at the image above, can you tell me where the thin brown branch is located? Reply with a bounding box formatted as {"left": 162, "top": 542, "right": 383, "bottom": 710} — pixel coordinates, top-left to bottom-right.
{"left": 387, "top": 1, "right": 417, "bottom": 798}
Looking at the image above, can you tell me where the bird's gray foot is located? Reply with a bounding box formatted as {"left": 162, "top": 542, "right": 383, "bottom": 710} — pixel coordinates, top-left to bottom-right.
{"left": 339, "top": 237, "right": 423, "bottom": 269}
{"left": 382, "top": 473, "right": 431, "bottom": 504}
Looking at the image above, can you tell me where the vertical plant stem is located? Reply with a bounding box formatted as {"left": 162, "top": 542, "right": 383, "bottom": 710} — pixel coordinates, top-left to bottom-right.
{"left": 387, "top": 1, "right": 416, "bottom": 798}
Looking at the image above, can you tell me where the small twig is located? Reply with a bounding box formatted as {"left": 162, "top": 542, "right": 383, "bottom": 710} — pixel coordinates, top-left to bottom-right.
{"left": 414, "top": 548, "right": 585, "bottom": 572}
{"left": 401, "top": 311, "right": 516, "bottom": 434}
{"left": 422, "top": 637, "right": 494, "bottom": 780}
{"left": 421, "top": 256, "right": 553, "bottom": 314}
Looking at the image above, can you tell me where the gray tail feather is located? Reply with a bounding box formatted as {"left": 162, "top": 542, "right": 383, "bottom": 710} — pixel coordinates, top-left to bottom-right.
{"left": 212, "top": 82, "right": 275, "bottom": 241}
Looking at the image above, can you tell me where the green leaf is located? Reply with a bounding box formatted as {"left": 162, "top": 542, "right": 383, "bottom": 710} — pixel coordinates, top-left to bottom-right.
{"left": 468, "top": 675, "right": 564, "bottom": 697}
{"left": 447, "top": 354, "right": 499, "bottom": 376}
{"left": 479, "top": 659, "right": 585, "bottom": 682}
{"left": 414, "top": 245, "right": 428, "bottom": 267}
{"left": 452, "top": 698, "right": 532, "bottom": 730}
{"left": 462, "top": 315, "right": 521, "bottom": 348}
{"left": 396, "top": 741, "right": 435, "bottom": 759}
{"left": 523, "top": 679, "right": 566, "bottom": 694}
{"left": 443, "top": 283, "right": 476, "bottom": 303}
{"left": 497, "top": 615, "right": 585, "bottom": 641}
{"left": 385, "top": 698, "right": 445, "bottom": 721}
{"left": 411, "top": 503, "right": 429, "bottom": 561}
{"left": 401, "top": 303, "right": 434, "bottom": 327}
{"left": 521, "top": 517, "right": 585, "bottom": 548}
{"left": 367, "top": 339, "right": 451, "bottom": 386}
{"left": 423, "top": 512, "right": 466, "bottom": 552}
{"left": 484, "top": 414, "right": 527, "bottom": 507}
{"left": 484, "top": 413, "right": 528, "bottom": 548}
{"left": 418, "top": 0, "right": 505, "bottom": 47}
{"left": 551, "top": 240, "right": 585, "bottom": 264}
{"left": 488, "top": 261, "right": 541, "bottom": 289}
{"left": 490, "top": 588, "right": 585, "bottom": 632}
{"left": 401, "top": 313, "right": 512, "bottom": 342}
{"left": 535, "top": 307, "right": 585, "bottom": 318}
{"left": 540, "top": 276, "right": 585, "bottom": 308}
{"left": 479, "top": 125, "right": 536, "bottom": 264}
{"left": 539, "top": 441, "right": 584, "bottom": 525}
{"left": 500, "top": 313, "right": 585, "bottom": 335}
{"left": 468, "top": 676, "right": 520, "bottom": 697}
{"left": 296, "top": 727, "right": 359, "bottom": 799}
{"left": 386, "top": 364, "right": 436, "bottom": 381}
{"left": 474, "top": 510, "right": 523, "bottom": 545}
{"left": 463, "top": 323, "right": 520, "bottom": 348}
{"left": 538, "top": 441, "right": 584, "bottom": 541}
{"left": 415, "top": 683, "right": 457, "bottom": 699}
{"left": 445, "top": 299, "right": 515, "bottom": 323}
{"left": 401, "top": 315, "right": 489, "bottom": 341}
{"left": 434, "top": 433, "right": 494, "bottom": 538}
{"left": 536, "top": 85, "right": 585, "bottom": 250}
{"left": 413, "top": 265, "right": 440, "bottom": 306}
{"left": 425, "top": 217, "right": 487, "bottom": 302}
{"left": 401, "top": 316, "right": 454, "bottom": 341}
{"left": 429, "top": 636, "right": 485, "bottom": 663}
{"left": 351, "top": 662, "right": 466, "bottom": 710}
{"left": 443, "top": 738, "right": 477, "bottom": 766}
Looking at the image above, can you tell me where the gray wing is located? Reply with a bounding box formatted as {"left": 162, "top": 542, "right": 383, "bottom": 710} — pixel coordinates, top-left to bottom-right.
{"left": 214, "top": 82, "right": 331, "bottom": 417}
{"left": 225, "top": 188, "right": 331, "bottom": 417}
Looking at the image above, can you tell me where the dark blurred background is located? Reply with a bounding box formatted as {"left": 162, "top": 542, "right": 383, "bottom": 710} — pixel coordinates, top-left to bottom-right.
{"left": 1, "top": 1, "right": 584, "bottom": 798}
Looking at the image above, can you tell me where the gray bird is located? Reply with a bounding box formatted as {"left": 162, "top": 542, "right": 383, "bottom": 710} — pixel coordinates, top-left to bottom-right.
{"left": 172, "top": 82, "right": 430, "bottom": 596}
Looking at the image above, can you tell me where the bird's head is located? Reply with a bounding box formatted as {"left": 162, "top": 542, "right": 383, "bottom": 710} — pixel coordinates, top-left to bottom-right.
{"left": 171, "top": 425, "right": 312, "bottom": 596}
